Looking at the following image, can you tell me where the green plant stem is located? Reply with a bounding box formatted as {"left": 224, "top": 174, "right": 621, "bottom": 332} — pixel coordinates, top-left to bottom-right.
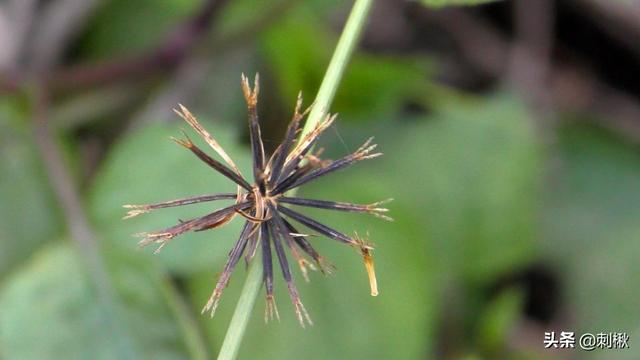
{"left": 216, "top": 261, "right": 263, "bottom": 360}
{"left": 216, "top": 0, "right": 374, "bottom": 359}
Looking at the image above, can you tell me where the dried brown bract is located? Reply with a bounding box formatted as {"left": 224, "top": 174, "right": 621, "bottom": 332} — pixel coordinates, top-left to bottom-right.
{"left": 124, "top": 74, "right": 391, "bottom": 326}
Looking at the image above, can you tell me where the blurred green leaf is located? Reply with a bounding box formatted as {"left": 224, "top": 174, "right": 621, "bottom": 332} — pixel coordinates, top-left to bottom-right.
{"left": 421, "top": 0, "right": 504, "bottom": 7}
{"left": 260, "top": 11, "right": 429, "bottom": 122}
{"left": 386, "top": 95, "right": 542, "bottom": 284}
{"left": 259, "top": 14, "right": 329, "bottom": 103}
{"left": 88, "top": 118, "right": 251, "bottom": 274}
{"left": 0, "top": 243, "right": 188, "bottom": 359}
{"left": 216, "top": 0, "right": 290, "bottom": 40}
{"left": 78, "top": 0, "right": 198, "bottom": 58}
{"left": 543, "top": 123, "right": 640, "bottom": 359}
{"left": 335, "top": 56, "right": 429, "bottom": 122}
{"left": 0, "top": 99, "right": 62, "bottom": 277}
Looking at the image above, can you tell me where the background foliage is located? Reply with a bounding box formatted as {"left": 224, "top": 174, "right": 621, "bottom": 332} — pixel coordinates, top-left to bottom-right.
{"left": 1, "top": 0, "right": 639, "bottom": 359}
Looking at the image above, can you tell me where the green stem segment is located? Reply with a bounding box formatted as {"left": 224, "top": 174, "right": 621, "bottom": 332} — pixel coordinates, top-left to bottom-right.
{"left": 216, "top": 261, "right": 263, "bottom": 360}
{"left": 216, "top": 0, "right": 374, "bottom": 359}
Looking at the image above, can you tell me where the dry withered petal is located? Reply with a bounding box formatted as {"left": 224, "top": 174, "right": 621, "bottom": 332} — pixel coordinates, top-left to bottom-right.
{"left": 123, "top": 74, "right": 390, "bottom": 327}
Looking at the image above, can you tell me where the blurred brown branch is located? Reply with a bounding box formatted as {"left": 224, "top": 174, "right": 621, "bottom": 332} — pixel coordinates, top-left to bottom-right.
{"left": 570, "top": 0, "right": 640, "bottom": 59}
{"left": 508, "top": 0, "right": 554, "bottom": 117}
{"left": 414, "top": 5, "right": 640, "bottom": 143}
{"left": 26, "top": 0, "right": 101, "bottom": 71}
{"left": 0, "top": 0, "right": 230, "bottom": 94}
{"left": 32, "top": 84, "right": 119, "bottom": 322}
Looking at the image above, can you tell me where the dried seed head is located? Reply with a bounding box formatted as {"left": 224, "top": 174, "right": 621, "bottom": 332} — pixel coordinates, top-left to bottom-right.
{"left": 125, "top": 75, "right": 389, "bottom": 325}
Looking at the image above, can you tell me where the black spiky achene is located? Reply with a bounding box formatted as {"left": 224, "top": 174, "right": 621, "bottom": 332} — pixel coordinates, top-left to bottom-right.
{"left": 124, "top": 74, "right": 391, "bottom": 326}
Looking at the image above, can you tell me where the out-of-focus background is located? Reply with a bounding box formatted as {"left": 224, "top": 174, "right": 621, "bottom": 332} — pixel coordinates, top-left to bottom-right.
{"left": 1, "top": 0, "right": 639, "bottom": 359}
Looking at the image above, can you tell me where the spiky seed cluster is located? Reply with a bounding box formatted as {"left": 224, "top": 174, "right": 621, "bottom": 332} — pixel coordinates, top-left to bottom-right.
{"left": 124, "top": 74, "right": 391, "bottom": 326}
